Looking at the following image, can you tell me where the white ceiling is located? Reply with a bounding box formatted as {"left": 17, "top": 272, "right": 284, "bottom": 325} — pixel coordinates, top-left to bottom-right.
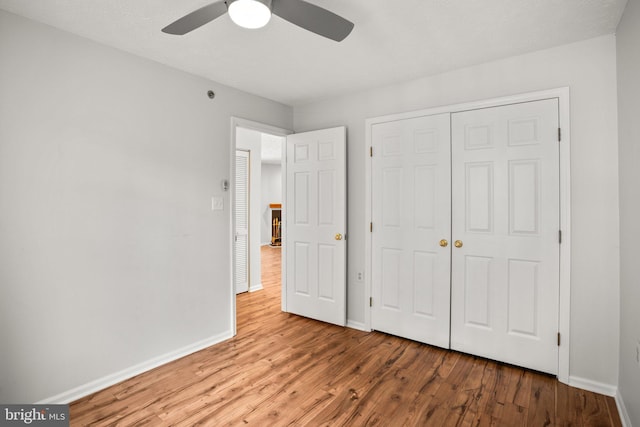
{"left": 0, "top": 0, "right": 628, "bottom": 106}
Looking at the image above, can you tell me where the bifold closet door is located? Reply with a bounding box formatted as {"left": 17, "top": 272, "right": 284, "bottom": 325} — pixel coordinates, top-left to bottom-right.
{"left": 371, "top": 113, "right": 451, "bottom": 348}
{"left": 235, "top": 150, "right": 250, "bottom": 294}
{"left": 450, "top": 99, "right": 560, "bottom": 375}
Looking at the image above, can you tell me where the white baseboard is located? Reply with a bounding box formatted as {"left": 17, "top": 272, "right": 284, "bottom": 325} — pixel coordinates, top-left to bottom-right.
{"left": 346, "top": 320, "right": 367, "bottom": 331}
{"left": 615, "top": 392, "right": 632, "bottom": 427}
{"left": 249, "top": 283, "right": 264, "bottom": 292}
{"left": 568, "top": 375, "right": 617, "bottom": 397}
{"left": 37, "top": 331, "right": 233, "bottom": 404}
{"left": 563, "top": 376, "right": 630, "bottom": 426}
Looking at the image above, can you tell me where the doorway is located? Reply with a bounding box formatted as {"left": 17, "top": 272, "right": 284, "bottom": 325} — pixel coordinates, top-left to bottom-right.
{"left": 230, "top": 119, "right": 349, "bottom": 334}
{"left": 234, "top": 127, "right": 286, "bottom": 295}
{"left": 230, "top": 118, "right": 290, "bottom": 335}
{"left": 260, "top": 134, "right": 285, "bottom": 299}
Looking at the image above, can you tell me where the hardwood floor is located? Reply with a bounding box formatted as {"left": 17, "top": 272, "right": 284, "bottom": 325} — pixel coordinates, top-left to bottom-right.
{"left": 71, "top": 245, "right": 622, "bottom": 426}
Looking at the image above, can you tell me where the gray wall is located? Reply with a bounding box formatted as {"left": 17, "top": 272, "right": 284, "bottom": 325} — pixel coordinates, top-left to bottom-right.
{"left": 0, "top": 10, "right": 292, "bottom": 403}
{"left": 616, "top": 0, "right": 640, "bottom": 423}
{"left": 294, "top": 35, "right": 620, "bottom": 389}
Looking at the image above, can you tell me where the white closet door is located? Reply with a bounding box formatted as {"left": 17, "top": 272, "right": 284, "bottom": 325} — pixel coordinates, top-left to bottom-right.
{"left": 285, "top": 127, "right": 347, "bottom": 326}
{"left": 450, "top": 99, "right": 560, "bottom": 374}
{"left": 235, "top": 150, "right": 250, "bottom": 294}
{"left": 371, "top": 113, "right": 451, "bottom": 348}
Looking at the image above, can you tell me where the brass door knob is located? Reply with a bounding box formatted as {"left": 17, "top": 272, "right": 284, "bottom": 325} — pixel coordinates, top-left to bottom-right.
{"left": 454, "top": 240, "right": 463, "bottom": 248}
{"left": 439, "top": 239, "right": 448, "bottom": 247}
{"left": 335, "top": 233, "right": 343, "bottom": 241}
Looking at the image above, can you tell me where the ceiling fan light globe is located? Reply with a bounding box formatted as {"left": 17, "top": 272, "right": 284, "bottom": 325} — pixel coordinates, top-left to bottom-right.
{"left": 228, "top": 0, "right": 272, "bottom": 29}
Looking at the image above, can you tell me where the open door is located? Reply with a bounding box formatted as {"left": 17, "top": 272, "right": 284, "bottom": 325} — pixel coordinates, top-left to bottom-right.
{"left": 284, "top": 127, "right": 347, "bottom": 326}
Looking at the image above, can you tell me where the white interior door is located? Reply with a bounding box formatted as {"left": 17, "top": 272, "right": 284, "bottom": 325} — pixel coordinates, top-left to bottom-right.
{"left": 235, "top": 150, "right": 250, "bottom": 294}
{"left": 450, "top": 99, "right": 560, "bottom": 374}
{"left": 371, "top": 113, "right": 452, "bottom": 348}
{"left": 285, "top": 127, "right": 346, "bottom": 326}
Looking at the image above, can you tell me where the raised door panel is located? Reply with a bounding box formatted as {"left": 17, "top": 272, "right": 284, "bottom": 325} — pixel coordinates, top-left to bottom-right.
{"left": 465, "top": 162, "right": 494, "bottom": 233}
{"left": 381, "top": 248, "right": 401, "bottom": 310}
{"left": 463, "top": 255, "right": 493, "bottom": 329}
{"left": 413, "top": 250, "right": 436, "bottom": 317}
{"left": 318, "top": 170, "right": 335, "bottom": 226}
{"left": 507, "top": 259, "right": 540, "bottom": 337}
{"left": 293, "top": 172, "right": 310, "bottom": 225}
{"left": 293, "top": 242, "right": 310, "bottom": 296}
{"left": 509, "top": 160, "right": 540, "bottom": 235}
{"left": 318, "top": 244, "right": 335, "bottom": 301}
{"left": 414, "top": 166, "right": 436, "bottom": 229}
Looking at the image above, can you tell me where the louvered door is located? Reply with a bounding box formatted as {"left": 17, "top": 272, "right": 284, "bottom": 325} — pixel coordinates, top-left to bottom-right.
{"left": 235, "top": 150, "right": 250, "bottom": 294}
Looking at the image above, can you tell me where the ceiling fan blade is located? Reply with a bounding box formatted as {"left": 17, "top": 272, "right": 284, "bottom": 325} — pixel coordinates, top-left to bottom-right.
{"left": 162, "top": 1, "right": 228, "bottom": 35}
{"left": 272, "top": 0, "right": 354, "bottom": 42}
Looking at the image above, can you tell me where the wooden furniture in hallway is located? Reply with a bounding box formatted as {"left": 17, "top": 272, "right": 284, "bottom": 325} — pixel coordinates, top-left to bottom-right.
{"left": 270, "top": 203, "right": 282, "bottom": 246}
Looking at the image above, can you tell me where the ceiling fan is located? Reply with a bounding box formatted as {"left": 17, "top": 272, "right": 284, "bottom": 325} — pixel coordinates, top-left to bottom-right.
{"left": 162, "top": 0, "right": 354, "bottom": 42}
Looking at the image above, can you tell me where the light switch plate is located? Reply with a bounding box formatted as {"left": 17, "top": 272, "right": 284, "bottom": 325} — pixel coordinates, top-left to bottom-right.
{"left": 212, "top": 197, "right": 224, "bottom": 211}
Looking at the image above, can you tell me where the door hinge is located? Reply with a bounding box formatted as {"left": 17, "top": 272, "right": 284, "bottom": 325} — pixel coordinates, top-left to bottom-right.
{"left": 370, "top": 222, "right": 373, "bottom": 232}
{"left": 559, "top": 230, "right": 562, "bottom": 244}
{"left": 370, "top": 146, "right": 373, "bottom": 157}
{"left": 557, "top": 332, "right": 561, "bottom": 346}
{"left": 558, "top": 128, "right": 562, "bottom": 142}
{"left": 369, "top": 297, "right": 373, "bottom": 307}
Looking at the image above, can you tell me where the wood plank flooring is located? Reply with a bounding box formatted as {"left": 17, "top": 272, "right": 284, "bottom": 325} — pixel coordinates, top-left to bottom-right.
{"left": 71, "top": 245, "right": 622, "bottom": 426}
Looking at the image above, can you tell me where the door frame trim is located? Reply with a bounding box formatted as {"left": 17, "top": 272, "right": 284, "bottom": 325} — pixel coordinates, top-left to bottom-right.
{"left": 230, "top": 117, "right": 292, "bottom": 336}
{"left": 364, "top": 87, "right": 571, "bottom": 384}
